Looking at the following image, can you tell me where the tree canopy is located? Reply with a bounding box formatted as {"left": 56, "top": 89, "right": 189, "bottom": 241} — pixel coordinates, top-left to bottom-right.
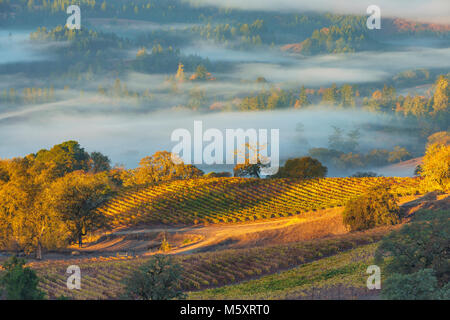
{"left": 275, "top": 157, "right": 327, "bottom": 179}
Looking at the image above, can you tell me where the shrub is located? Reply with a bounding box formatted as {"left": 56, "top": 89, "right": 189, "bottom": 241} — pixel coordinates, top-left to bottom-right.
{"left": 375, "top": 210, "right": 449, "bottom": 286}
{"left": 0, "top": 256, "right": 45, "bottom": 300}
{"left": 342, "top": 184, "right": 401, "bottom": 231}
{"left": 124, "top": 255, "right": 185, "bottom": 300}
{"left": 160, "top": 235, "right": 171, "bottom": 252}
{"left": 382, "top": 269, "right": 440, "bottom": 300}
{"left": 351, "top": 171, "right": 380, "bottom": 178}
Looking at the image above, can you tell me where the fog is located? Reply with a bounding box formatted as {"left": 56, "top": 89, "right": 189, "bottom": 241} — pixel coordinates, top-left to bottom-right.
{"left": 187, "top": 0, "right": 450, "bottom": 24}
{"left": 0, "top": 27, "right": 444, "bottom": 177}
{"left": 182, "top": 42, "right": 294, "bottom": 63}
{"left": 0, "top": 30, "right": 49, "bottom": 65}
{"left": 86, "top": 18, "right": 197, "bottom": 39}
{"left": 231, "top": 47, "right": 450, "bottom": 85}
{"left": 0, "top": 101, "right": 417, "bottom": 175}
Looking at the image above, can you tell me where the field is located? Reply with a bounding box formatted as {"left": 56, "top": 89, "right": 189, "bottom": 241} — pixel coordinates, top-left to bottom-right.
{"left": 1, "top": 176, "right": 443, "bottom": 300}
{"left": 99, "top": 177, "right": 421, "bottom": 228}
{"left": 188, "top": 243, "right": 382, "bottom": 300}
{"left": 31, "top": 225, "right": 397, "bottom": 299}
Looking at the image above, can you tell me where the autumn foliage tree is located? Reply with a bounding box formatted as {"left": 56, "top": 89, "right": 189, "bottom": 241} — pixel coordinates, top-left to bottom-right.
{"left": 46, "top": 171, "right": 113, "bottom": 247}
{"left": 0, "top": 141, "right": 116, "bottom": 255}
{"left": 0, "top": 157, "right": 68, "bottom": 259}
{"left": 432, "top": 76, "right": 449, "bottom": 114}
{"left": 420, "top": 143, "right": 450, "bottom": 192}
{"left": 124, "top": 151, "right": 203, "bottom": 187}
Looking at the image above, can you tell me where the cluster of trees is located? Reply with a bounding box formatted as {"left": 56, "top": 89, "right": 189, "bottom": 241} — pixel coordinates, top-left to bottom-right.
{"left": 0, "top": 141, "right": 115, "bottom": 257}
{"left": 230, "top": 76, "right": 448, "bottom": 128}
{"left": 0, "top": 141, "right": 210, "bottom": 258}
{"left": 190, "top": 20, "right": 265, "bottom": 49}
{"left": 369, "top": 76, "right": 449, "bottom": 122}
{"left": 239, "top": 88, "right": 297, "bottom": 111}
{"left": 306, "top": 126, "right": 413, "bottom": 171}
{"left": 97, "top": 78, "right": 152, "bottom": 101}
{"left": 296, "top": 24, "right": 375, "bottom": 55}
{"left": 309, "top": 146, "right": 412, "bottom": 171}
{"left": 392, "top": 68, "right": 431, "bottom": 87}
{"left": 236, "top": 84, "right": 358, "bottom": 111}
{"left": 120, "top": 151, "right": 204, "bottom": 187}
{"left": 1, "top": 86, "right": 55, "bottom": 105}
{"left": 30, "top": 25, "right": 130, "bottom": 59}
{"left": 132, "top": 45, "right": 214, "bottom": 75}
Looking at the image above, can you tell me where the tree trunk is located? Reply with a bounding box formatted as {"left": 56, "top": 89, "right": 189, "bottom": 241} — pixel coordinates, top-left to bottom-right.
{"left": 78, "top": 234, "right": 83, "bottom": 248}
{"left": 36, "top": 241, "right": 42, "bottom": 260}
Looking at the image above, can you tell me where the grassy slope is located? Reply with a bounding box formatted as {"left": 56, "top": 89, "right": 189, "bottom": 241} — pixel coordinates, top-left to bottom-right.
{"left": 188, "top": 243, "right": 383, "bottom": 300}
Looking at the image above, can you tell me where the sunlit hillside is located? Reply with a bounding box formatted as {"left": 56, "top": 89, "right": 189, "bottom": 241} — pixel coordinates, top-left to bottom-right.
{"left": 99, "top": 177, "right": 421, "bottom": 227}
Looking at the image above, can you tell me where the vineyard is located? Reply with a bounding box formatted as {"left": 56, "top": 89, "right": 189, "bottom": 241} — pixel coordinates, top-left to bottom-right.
{"left": 30, "top": 225, "right": 396, "bottom": 300}
{"left": 98, "top": 177, "right": 421, "bottom": 227}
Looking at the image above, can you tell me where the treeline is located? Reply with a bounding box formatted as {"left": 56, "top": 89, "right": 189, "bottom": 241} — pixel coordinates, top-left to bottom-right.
{"left": 25, "top": 25, "right": 221, "bottom": 81}
{"left": 1, "top": 86, "right": 56, "bottom": 105}
{"left": 293, "top": 24, "right": 376, "bottom": 55}
{"left": 131, "top": 44, "right": 218, "bottom": 74}
{"left": 309, "top": 146, "right": 412, "bottom": 171}
{"left": 6, "top": 0, "right": 447, "bottom": 51}
{"left": 30, "top": 25, "right": 130, "bottom": 58}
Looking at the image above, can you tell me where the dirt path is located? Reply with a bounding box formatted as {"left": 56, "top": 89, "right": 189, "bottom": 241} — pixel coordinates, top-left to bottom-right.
{"left": 78, "top": 208, "right": 346, "bottom": 255}
{"left": 70, "top": 193, "right": 447, "bottom": 258}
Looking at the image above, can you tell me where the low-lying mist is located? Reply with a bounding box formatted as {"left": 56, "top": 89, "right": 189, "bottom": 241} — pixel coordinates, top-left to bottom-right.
{"left": 0, "top": 105, "right": 418, "bottom": 176}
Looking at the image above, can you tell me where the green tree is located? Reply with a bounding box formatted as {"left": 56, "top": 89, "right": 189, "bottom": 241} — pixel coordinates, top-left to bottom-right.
{"left": 328, "top": 127, "right": 360, "bottom": 153}
{"left": 375, "top": 210, "right": 449, "bottom": 285}
{"left": 124, "top": 255, "right": 185, "bottom": 300}
{"left": 233, "top": 159, "right": 265, "bottom": 178}
{"left": 194, "top": 65, "right": 208, "bottom": 80}
{"left": 343, "top": 184, "right": 401, "bottom": 231}
{"left": 89, "top": 151, "right": 111, "bottom": 173}
{"left": 382, "top": 269, "right": 441, "bottom": 300}
{"left": 0, "top": 256, "right": 45, "bottom": 300}
{"left": 275, "top": 157, "right": 327, "bottom": 179}
{"left": 388, "top": 146, "right": 411, "bottom": 163}
{"left": 35, "top": 141, "right": 90, "bottom": 177}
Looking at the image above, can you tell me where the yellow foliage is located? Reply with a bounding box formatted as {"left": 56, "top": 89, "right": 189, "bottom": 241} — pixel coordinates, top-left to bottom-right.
{"left": 421, "top": 143, "right": 450, "bottom": 192}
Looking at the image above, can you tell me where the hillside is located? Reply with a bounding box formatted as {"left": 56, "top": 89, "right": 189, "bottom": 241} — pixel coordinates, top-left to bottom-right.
{"left": 99, "top": 177, "right": 421, "bottom": 228}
